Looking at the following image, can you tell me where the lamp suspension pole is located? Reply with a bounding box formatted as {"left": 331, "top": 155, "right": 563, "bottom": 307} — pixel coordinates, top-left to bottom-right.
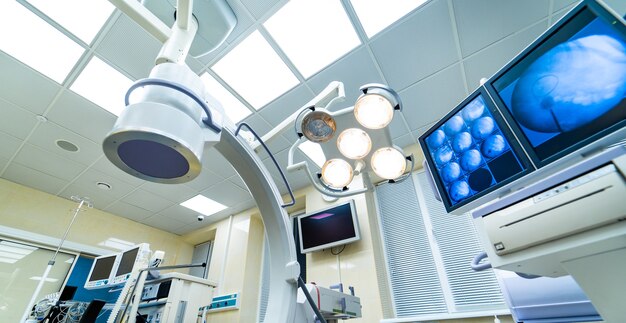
{"left": 20, "top": 196, "right": 93, "bottom": 323}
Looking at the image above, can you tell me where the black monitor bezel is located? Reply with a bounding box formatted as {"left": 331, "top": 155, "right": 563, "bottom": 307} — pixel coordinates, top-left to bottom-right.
{"left": 485, "top": 0, "right": 626, "bottom": 168}
{"left": 418, "top": 86, "right": 534, "bottom": 213}
{"left": 297, "top": 200, "right": 360, "bottom": 254}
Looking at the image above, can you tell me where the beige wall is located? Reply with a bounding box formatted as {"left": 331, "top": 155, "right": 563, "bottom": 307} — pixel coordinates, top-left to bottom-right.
{"left": 183, "top": 209, "right": 265, "bottom": 323}
{"left": 0, "top": 178, "right": 193, "bottom": 266}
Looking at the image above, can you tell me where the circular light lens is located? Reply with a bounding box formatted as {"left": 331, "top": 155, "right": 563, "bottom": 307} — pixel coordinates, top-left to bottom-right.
{"left": 354, "top": 94, "right": 394, "bottom": 129}
{"left": 321, "top": 159, "right": 353, "bottom": 189}
{"left": 301, "top": 111, "right": 336, "bottom": 143}
{"left": 337, "top": 128, "right": 372, "bottom": 159}
{"left": 371, "top": 147, "right": 407, "bottom": 180}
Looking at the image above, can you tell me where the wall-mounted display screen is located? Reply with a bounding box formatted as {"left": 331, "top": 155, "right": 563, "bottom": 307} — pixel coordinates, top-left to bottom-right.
{"left": 419, "top": 88, "right": 533, "bottom": 212}
{"left": 297, "top": 200, "right": 360, "bottom": 254}
{"left": 488, "top": 0, "right": 626, "bottom": 167}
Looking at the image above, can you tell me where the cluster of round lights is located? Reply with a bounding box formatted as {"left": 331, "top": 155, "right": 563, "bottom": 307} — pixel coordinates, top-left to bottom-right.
{"left": 317, "top": 86, "right": 408, "bottom": 190}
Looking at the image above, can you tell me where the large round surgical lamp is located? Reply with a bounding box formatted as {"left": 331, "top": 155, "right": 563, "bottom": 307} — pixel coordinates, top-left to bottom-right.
{"left": 354, "top": 84, "right": 401, "bottom": 129}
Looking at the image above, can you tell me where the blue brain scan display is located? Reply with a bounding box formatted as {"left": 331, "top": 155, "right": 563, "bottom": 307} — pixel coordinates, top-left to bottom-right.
{"left": 493, "top": 13, "right": 626, "bottom": 164}
{"left": 424, "top": 95, "right": 525, "bottom": 207}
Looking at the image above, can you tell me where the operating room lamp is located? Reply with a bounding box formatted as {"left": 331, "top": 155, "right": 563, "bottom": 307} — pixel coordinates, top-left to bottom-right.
{"left": 286, "top": 83, "right": 415, "bottom": 197}
{"left": 101, "top": 1, "right": 302, "bottom": 322}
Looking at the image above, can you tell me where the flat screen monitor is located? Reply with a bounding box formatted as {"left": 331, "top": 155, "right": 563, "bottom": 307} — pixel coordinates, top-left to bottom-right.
{"left": 419, "top": 87, "right": 534, "bottom": 213}
{"left": 487, "top": 0, "right": 626, "bottom": 167}
{"left": 297, "top": 200, "right": 360, "bottom": 254}
{"left": 84, "top": 254, "right": 118, "bottom": 289}
{"left": 110, "top": 243, "right": 149, "bottom": 286}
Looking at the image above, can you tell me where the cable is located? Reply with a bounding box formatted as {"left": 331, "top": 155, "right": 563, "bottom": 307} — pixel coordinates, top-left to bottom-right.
{"left": 330, "top": 245, "right": 346, "bottom": 255}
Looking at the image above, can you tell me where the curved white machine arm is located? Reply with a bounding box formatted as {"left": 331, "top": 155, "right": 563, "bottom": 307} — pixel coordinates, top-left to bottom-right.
{"left": 215, "top": 127, "right": 299, "bottom": 323}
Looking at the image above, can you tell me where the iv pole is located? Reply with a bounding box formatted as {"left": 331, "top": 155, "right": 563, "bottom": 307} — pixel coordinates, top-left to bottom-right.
{"left": 20, "top": 196, "right": 93, "bottom": 323}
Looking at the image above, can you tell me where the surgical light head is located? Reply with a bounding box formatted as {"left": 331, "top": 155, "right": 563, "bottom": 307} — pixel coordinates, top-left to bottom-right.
{"left": 103, "top": 63, "right": 223, "bottom": 184}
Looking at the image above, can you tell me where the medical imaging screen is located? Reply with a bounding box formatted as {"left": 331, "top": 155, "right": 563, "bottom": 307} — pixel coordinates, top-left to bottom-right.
{"left": 492, "top": 10, "right": 626, "bottom": 164}
{"left": 423, "top": 94, "right": 525, "bottom": 207}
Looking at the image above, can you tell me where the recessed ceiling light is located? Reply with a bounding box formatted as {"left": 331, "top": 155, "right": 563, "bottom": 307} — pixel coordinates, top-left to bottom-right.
{"left": 96, "top": 182, "right": 112, "bottom": 190}
{"left": 180, "top": 194, "right": 228, "bottom": 216}
{"left": 0, "top": 1, "right": 84, "bottom": 83}
{"left": 298, "top": 141, "right": 326, "bottom": 168}
{"left": 70, "top": 56, "right": 134, "bottom": 116}
{"left": 211, "top": 31, "right": 299, "bottom": 109}
{"left": 350, "top": 0, "right": 428, "bottom": 37}
{"left": 55, "top": 139, "right": 79, "bottom": 152}
{"left": 200, "top": 73, "right": 252, "bottom": 123}
{"left": 26, "top": 0, "right": 115, "bottom": 44}
{"left": 264, "top": 0, "right": 360, "bottom": 78}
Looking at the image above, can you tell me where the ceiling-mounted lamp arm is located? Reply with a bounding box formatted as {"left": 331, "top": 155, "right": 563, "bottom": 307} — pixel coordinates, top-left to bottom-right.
{"left": 108, "top": 0, "right": 171, "bottom": 42}
{"left": 155, "top": 0, "right": 197, "bottom": 64}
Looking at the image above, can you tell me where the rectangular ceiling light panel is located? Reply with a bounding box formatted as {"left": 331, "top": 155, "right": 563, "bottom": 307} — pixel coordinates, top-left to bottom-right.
{"left": 70, "top": 56, "right": 133, "bottom": 116}
{"left": 200, "top": 73, "right": 252, "bottom": 123}
{"left": 264, "top": 0, "right": 361, "bottom": 78}
{"left": 350, "top": 0, "right": 428, "bottom": 37}
{"left": 181, "top": 194, "right": 228, "bottom": 216}
{"left": 0, "top": 1, "right": 84, "bottom": 83}
{"left": 26, "top": 0, "right": 115, "bottom": 44}
{"left": 211, "top": 31, "right": 299, "bottom": 110}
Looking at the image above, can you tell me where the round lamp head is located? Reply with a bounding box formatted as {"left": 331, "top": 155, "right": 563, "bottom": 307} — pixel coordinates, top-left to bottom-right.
{"left": 301, "top": 110, "right": 336, "bottom": 143}
{"left": 103, "top": 101, "right": 204, "bottom": 184}
{"left": 337, "top": 128, "right": 372, "bottom": 160}
{"left": 371, "top": 147, "right": 407, "bottom": 180}
{"left": 321, "top": 158, "right": 353, "bottom": 189}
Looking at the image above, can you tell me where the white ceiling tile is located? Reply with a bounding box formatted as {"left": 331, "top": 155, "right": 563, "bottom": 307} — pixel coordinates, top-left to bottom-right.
{"left": 158, "top": 204, "right": 206, "bottom": 224}
{"left": 0, "top": 132, "right": 21, "bottom": 160}
{"left": 550, "top": 5, "right": 578, "bottom": 25}
{"left": 140, "top": 181, "right": 197, "bottom": 204}
{"left": 58, "top": 182, "right": 118, "bottom": 208}
{"left": 307, "top": 47, "right": 384, "bottom": 110}
{"left": 122, "top": 189, "right": 174, "bottom": 213}
{"left": 412, "top": 121, "right": 437, "bottom": 141}
{"left": 90, "top": 156, "right": 145, "bottom": 187}
{"left": 105, "top": 201, "right": 153, "bottom": 222}
{"left": 200, "top": 181, "right": 252, "bottom": 207}
{"left": 370, "top": 0, "right": 458, "bottom": 90}
{"left": 46, "top": 90, "right": 117, "bottom": 144}
{"left": 185, "top": 166, "right": 225, "bottom": 192}
{"left": 463, "top": 21, "right": 548, "bottom": 89}
{"left": 453, "top": 0, "right": 549, "bottom": 57}
{"left": 27, "top": 121, "right": 102, "bottom": 166}
{"left": 393, "top": 134, "right": 416, "bottom": 150}
{"left": 140, "top": 214, "right": 186, "bottom": 233}
{"left": 227, "top": 174, "right": 248, "bottom": 191}
{"left": 0, "top": 98, "right": 37, "bottom": 140}
{"left": 553, "top": 0, "right": 580, "bottom": 12}
{"left": 0, "top": 51, "right": 60, "bottom": 114}
{"left": 259, "top": 84, "right": 315, "bottom": 126}
{"left": 71, "top": 168, "right": 138, "bottom": 200}
{"left": 602, "top": 0, "right": 626, "bottom": 15}
{"left": 201, "top": 147, "right": 236, "bottom": 179}
{"left": 388, "top": 113, "right": 410, "bottom": 139}
{"left": 13, "top": 144, "right": 86, "bottom": 181}
{"left": 400, "top": 64, "right": 466, "bottom": 131}
{"left": 186, "top": 56, "right": 205, "bottom": 75}
{"left": 96, "top": 14, "right": 160, "bottom": 80}
{"left": 240, "top": 0, "right": 284, "bottom": 19}
{"left": 222, "top": 0, "right": 256, "bottom": 45}
{"left": 171, "top": 224, "right": 195, "bottom": 235}
{"left": 2, "top": 162, "right": 69, "bottom": 195}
